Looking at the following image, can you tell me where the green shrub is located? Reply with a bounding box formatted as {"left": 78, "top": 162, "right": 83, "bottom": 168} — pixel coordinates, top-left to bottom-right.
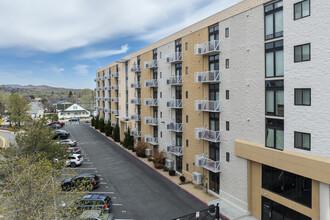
{"left": 112, "top": 124, "right": 120, "bottom": 142}
{"left": 163, "top": 167, "right": 169, "bottom": 172}
{"left": 105, "top": 121, "right": 112, "bottom": 136}
{"left": 99, "top": 118, "right": 105, "bottom": 132}
{"left": 94, "top": 115, "right": 99, "bottom": 129}
{"left": 91, "top": 117, "right": 95, "bottom": 126}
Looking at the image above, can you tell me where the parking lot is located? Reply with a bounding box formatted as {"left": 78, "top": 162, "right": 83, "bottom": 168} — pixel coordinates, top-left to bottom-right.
{"left": 61, "top": 123, "right": 208, "bottom": 220}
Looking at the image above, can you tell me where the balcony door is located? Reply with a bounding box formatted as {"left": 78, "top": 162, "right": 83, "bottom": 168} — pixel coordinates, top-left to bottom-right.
{"left": 176, "top": 156, "right": 182, "bottom": 173}
{"left": 209, "top": 171, "right": 219, "bottom": 194}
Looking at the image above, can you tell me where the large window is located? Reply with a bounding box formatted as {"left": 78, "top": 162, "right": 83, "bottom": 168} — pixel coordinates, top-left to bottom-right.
{"left": 266, "top": 40, "right": 284, "bottom": 77}
{"left": 209, "top": 25, "right": 219, "bottom": 41}
{"left": 294, "top": 132, "right": 311, "bottom": 151}
{"left": 265, "top": 0, "right": 283, "bottom": 40}
{"left": 266, "top": 80, "right": 284, "bottom": 116}
{"left": 294, "top": 43, "right": 310, "bottom": 62}
{"left": 262, "top": 165, "right": 312, "bottom": 207}
{"left": 295, "top": 88, "right": 311, "bottom": 105}
{"left": 294, "top": 0, "right": 310, "bottom": 20}
{"left": 266, "top": 119, "right": 284, "bottom": 150}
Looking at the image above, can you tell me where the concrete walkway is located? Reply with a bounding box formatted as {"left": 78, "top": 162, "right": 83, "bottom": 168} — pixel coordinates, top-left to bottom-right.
{"left": 0, "top": 130, "right": 15, "bottom": 149}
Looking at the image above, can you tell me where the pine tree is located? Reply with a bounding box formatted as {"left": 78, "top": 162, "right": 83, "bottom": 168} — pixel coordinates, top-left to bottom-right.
{"left": 112, "top": 124, "right": 120, "bottom": 142}
{"left": 99, "top": 118, "right": 105, "bottom": 132}
{"left": 94, "top": 115, "right": 99, "bottom": 129}
{"left": 91, "top": 116, "right": 95, "bottom": 126}
{"left": 105, "top": 121, "right": 112, "bottom": 137}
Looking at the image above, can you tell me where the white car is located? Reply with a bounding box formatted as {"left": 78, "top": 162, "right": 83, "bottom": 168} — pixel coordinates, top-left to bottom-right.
{"left": 66, "top": 154, "right": 83, "bottom": 168}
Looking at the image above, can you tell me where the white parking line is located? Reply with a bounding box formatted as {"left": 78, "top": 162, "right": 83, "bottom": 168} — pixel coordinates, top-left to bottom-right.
{"left": 83, "top": 162, "right": 94, "bottom": 164}
{"left": 113, "top": 204, "right": 123, "bottom": 206}
{"left": 74, "top": 167, "right": 97, "bottom": 170}
{"left": 100, "top": 182, "right": 107, "bottom": 185}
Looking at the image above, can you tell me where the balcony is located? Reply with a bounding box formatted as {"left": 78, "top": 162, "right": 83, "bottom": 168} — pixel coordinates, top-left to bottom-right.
{"left": 165, "top": 121, "right": 183, "bottom": 132}
{"left": 130, "top": 129, "right": 141, "bottom": 138}
{"left": 97, "top": 97, "right": 104, "bottom": 101}
{"left": 195, "top": 128, "right": 221, "bottom": 143}
{"left": 110, "top": 97, "right": 118, "bottom": 103}
{"left": 166, "top": 99, "right": 183, "bottom": 109}
{"left": 104, "top": 108, "right": 110, "bottom": 113}
{"left": 144, "top": 79, "right": 158, "bottom": 88}
{"left": 111, "top": 109, "right": 118, "bottom": 115}
{"left": 144, "top": 60, "right": 158, "bottom": 69}
{"left": 195, "top": 154, "right": 221, "bottom": 173}
{"left": 166, "top": 52, "right": 183, "bottom": 63}
{"left": 130, "top": 81, "right": 141, "bottom": 89}
{"left": 104, "top": 86, "right": 111, "bottom": 91}
{"left": 104, "top": 97, "right": 110, "bottom": 102}
{"left": 166, "top": 144, "right": 183, "bottom": 156}
{"left": 111, "top": 122, "right": 117, "bottom": 127}
{"left": 194, "top": 40, "right": 221, "bottom": 55}
{"left": 110, "top": 85, "right": 118, "bottom": 90}
{"left": 144, "top": 117, "right": 158, "bottom": 126}
{"left": 98, "top": 107, "right": 104, "bottom": 111}
{"left": 165, "top": 76, "right": 183, "bottom": 86}
{"left": 130, "top": 114, "right": 141, "bottom": 121}
{"left": 195, "top": 100, "right": 221, "bottom": 112}
{"left": 144, "top": 135, "right": 158, "bottom": 145}
{"left": 110, "top": 72, "right": 118, "bottom": 78}
{"left": 130, "top": 65, "right": 141, "bottom": 72}
{"left": 195, "top": 70, "right": 221, "bottom": 83}
{"left": 130, "top": 98, "right": 141, "bottom": 105}
{"left": 144, "top": 98, "right": 158, "bottom": 106}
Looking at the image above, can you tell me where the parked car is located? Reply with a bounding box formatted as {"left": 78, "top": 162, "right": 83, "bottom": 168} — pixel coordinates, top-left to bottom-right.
{"left": 69, "top": 118, "right": 80, "bottom": 122}
{"left": 52, "top": 130, "right": 70, "bottom": 139}
{"left": 48, "top": 121, "right": 65, "bottom": 127}
{"left": 67, "top": 147, "right": 81, "bottom": 155}
{"left": 49, "top": 123, "right": 61, "bottom": 129}
{"left": 60, "top": 139, "right": 77, "bottom": 147}
{"left": 61, "top": 173, "right": 100, "bottom": 191}
{"left": 65, "top": 194, "right": 112, "bottom": 213}
{"left": 75, "top": 210, "right": 114, "bottom": 220}
{"left": 66, "top": 154, "right": 83, "bottom": 167}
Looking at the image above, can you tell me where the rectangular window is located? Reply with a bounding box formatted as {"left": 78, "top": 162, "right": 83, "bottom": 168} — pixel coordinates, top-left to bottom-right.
{"left": 185, "top": 42, "right": 188, "bottom": 50}
{"left": 266, "top": 80, "right": 284, "bottom": 116}
{"left": 226, "top": 152, "right": 230, "bottom": 162}
{"left": 266, "top": 118, "right": 284, "bottom": 150}
{"left": 160, "top": 92, "right": 162, "bottom": 98}
{"left": 185, "top": 66, "right": 188, "bottom": 74}
{"left": 186, "top": 115, "right": 188, "bottom": 123}
{"left": 186, "top": 163, "right": 189, "bottom": 171}
{"left": 226, "top": 90, "right": 229, "bottom": 100}
{"left": 265, "top": 0, "right": 283, "bottom": 40}
{"left": 160, "top": 112, "right": 162, "bottom": 118}
{"left": 294, "top": 43, "right": 310, "bottom": 62}
{"left": 294, "top": 0, "right": 310, "bottom": 20}
{"left": 186, "top": 139, "right": 188, "bottom": 147}
{"left": 159, "top": 52, "right": 162, "bottom": 59}
{"left": 186, "top": 91, "right": 188, "bottom": 99}
{"left": 294, "top": 132, "right": 311, "bottom": 150}
{"left": 225, "top": 27, "right": 229, "bottom": 38}
{"left": 265, "top": 40, "right": 284, "bottom": 77}
{"left": 295, "top": 88, "right": 311, "bottom": 106}
{"left": 160, "top": 72, "right": 162, "bottom": 78}
{"left": 226, "top": 121, "right": 230, "bottom": 131}
{"left": 225, "top": 59, "right": 229, "bottom": 69}
{"left": 160, "top": 132, "right": 162, "bottom": 138}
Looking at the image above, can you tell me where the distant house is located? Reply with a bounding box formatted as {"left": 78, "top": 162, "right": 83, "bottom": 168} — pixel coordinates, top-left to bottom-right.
{"left": 27, "top": 102, "right": 44, "bottom": 119}
{"left": 58, "top": 103, "right": 90, "bottom": 119}
{"left": 56, "top": 101, "right": 73, "bottom": 112}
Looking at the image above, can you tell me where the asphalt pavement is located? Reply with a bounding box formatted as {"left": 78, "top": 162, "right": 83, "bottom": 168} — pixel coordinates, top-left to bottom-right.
{"left": 63, "top": 123, "right": 208, "bottom": 220}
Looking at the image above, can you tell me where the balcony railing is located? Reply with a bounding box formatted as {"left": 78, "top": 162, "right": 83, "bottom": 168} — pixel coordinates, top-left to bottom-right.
{"left": 130, "top": 98, "right": 141, "bottom": 105}
{"left": 111, "top": 109, "right": 118, "bottom": 115}
{"left": 97, "top": 97, "right": 103, "bottom": 101}
{"left": 144, "top": 117, "right": 158, "bottom": 126}
{"left": 165, "top": 122, "right": 183, "bottom": 132}
{"left": 104, "top": 97, "right": 110, "bottom": 102}
{"left": 195, "top": 100, "right": 221, "bottom": 112}
{"left": 104, "top": 86, "right": 111, "bottom": 91}
{"left": 165, "top": 76, "right": 183, "bottom": 86}
{"left": 195, "top": 128, "right": 221, "bottom": 143}
{"left": 130, "top": 114, "right": 141, "bottom": 121}
{"left": 144, "top": 98, "right": 158, "bottom": 106}
{"left": 144, "top": 60, "right": 158, "bottom": 69}
{"left": 110, "top": 85, "right": 118, "bottom": 90}
{"left": 130, "top": 65, "right": 141, "bottom": 72}
{"left": 166, "top": 52, "right": 183, "bottom": 63}
{"left": 166, "top": 99, "right": 183, "bottom": 109}
{"left": 144, "top": 135, "right": 158, "bottom": 145}
{"left": 144, "top": 79, "right": 158, "bottom": 87}
{"left": 98, "top": 107, "right": 104, "bottom": 111}
{"left": 166, "top": 144, "right": 183, "bottom": 156}
{"left": 195, "top": 154, "right": 221, "bottom": 173}
{"left": 130, "top": 81, "right": 141, "bottom": 89}
{"left": 194, "top": 40, "right": 221, "bottom": 55}
{"left": 104, "top": 108, "right": 110, "bottom": 113}
{"left": 111, "top": 122, "right": 117, "bottom": 127}
{"left": 110, "top": 97, "right": 118, "bottom": 103}
{"left": 130, "top": 130, "right": 141, "bottom": 138}
{"left": 110, "top": 72, "right": 118, "bottom": 78}
{"left": 195, "top": 70, "right": 221, "bottom": 83}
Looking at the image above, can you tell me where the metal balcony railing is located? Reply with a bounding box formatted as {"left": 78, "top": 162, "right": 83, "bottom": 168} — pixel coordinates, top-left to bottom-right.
{"left": 97, "top": 97, "right": 104, "bottom": 101}
{"left": 195, "top": 100, "right": 221, "bottom": 112}
{"left": 110, "top": 72, "right": 118, "bottom": 78}
{"left": 166, "top": 144, "right": 183, "bottom": 156}
{"left": 195, "top": 154, "right": 221, "bottom": 173}
{"left": 144, "top": 135, "right": 158, "bottom": 145}
{"left": 144, "top": 79, "right": 158, "bottom": 87}
{"left": 110, "top": 97, "right": 118, "bottom": 103}
{"left": 166, "top": 52, "right": 183, "bottom": 63}
{"left": 110, "top": 109, "right": 118, "bottom": 115}
{"left": 130, "top": 98, "right": 141, "bottom": 105}
{"left": 144, "top": 60, "right": 158, "bottom": 69}
{"left": 144, "top": 117, "right": 158, "bottom": 126}
{"left": 98, "top": 107, "right": 104, "bottom": 111}
{"left": 130, "top": 65, "right": 141, "bottom": 72}
{"left": 130, "top": 114, "right": 141, "bottom": 121}
{"left": 110, "top": 85, "right": 118, "bottom": 90}
{"left": 165, "top": 76, "right": 183, "bottom": 86}
{"left": 195, "top": 128, "right": 221, "bottom": 143}
{"left": 195, "top": 70, "right": 221, "bottom": 83}
{"left": 104, "top": 108, "right": 110, "bottom": 113}
{"left": 145, "top": 98, "right": 158, "bottom": 106}
{"left": 165, "top": 122, "right": 183, "bottom": 132}
{"left": 104, "top": 97, "right": 110, "bottom": 102}
{"left": 194, "top": 40, "right": 221, "bottom": 55}
{"left": 104, "top": 86, "right": 111, "bottom": 91}
{"left": 166, "top": 99, "right": 183, "bottom": 109}
{"left": 130, "top": 130, "right": 141, "bottom": 138}
{"left": 130, "top": 81, "right": 141, "bottom": 89}
{"left": 111, "top": 122, "right": 117, "bottom": 127}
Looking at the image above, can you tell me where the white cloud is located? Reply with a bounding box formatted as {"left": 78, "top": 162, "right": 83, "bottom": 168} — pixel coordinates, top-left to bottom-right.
{"left": 0, "top": 0, "right": 241, "bottom": 53}
{"left": 76, "top": 44, "right": 129, "bottom": 59}
{"left": 59, "top": 68, "right": 64, "bottom": 72}
{"left": 74, "top": 64, "right": 89, "bottom": 76}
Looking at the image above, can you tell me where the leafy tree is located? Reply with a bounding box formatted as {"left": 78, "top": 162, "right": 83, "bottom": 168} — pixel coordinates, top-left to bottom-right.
{"left": 91, "top": 116, "right": 95, "bottom": 126}
{"left": 99, "top": 118, "right": 105, "bottom": 132}
{"left": 112, "top": 124, "right": 120, "bottom": 142}
{"left": 51, "top": 113, "right": 59, "bottom": 121}
{"left": 94, "top": 115, "right": 99, "bottom": 129}
{"left": 80, "top": 89, "right": 94, "bottom": 111}
{"left": 0, "top": 101, "right": 5, "bottom": 116}
{"left": 7, "top": 93, "right": 31, "bottom": 127}
{"left": 105, "top": 121, "right": 112, "bottom": 137}
{"left": 68, "top": 90, "right": 73, "bottom": 98}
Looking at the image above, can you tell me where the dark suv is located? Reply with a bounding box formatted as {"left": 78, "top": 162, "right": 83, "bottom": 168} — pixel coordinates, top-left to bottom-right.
{"left": 72, "top": 194, "right": 113, "bottom": 213}
{"left": 52, "top": 130, "right": 70, "bottom": 139}
{"left": 61, "top": 173, "right": 100, "bottom": 191}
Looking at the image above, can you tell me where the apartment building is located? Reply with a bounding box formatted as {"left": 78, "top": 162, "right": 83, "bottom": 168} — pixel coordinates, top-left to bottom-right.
{"left": 94, "top": 0, "right": 330, "bottom": 219}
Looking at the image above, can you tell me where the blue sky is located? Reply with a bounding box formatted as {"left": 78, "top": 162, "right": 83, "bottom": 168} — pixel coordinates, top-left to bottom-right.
{"left": 0, "top": 0, "right": 241, "bottom": 89}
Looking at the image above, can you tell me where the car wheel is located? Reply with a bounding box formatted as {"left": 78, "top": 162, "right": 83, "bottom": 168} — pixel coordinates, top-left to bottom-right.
{"left": 70, "top": 162, "right": 76, "bottom": 168}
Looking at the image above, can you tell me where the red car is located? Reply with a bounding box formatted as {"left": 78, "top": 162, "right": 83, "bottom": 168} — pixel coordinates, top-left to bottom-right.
{"left": 48, "top": 121, "right": 65, "bottom": 127}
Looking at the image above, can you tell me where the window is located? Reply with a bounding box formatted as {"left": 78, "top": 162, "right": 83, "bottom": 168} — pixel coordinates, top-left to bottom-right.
{"left": 160, "top": 92, "right": 162, "bottom": 98}
{"left": 159, "top": 52, "right": 162, "bottom": 58}
{"left": 185, "top": 67, "right": 188, "bottom": 74}
{"left": 186, "top": 163, "right": 189, "bottom": 171}
{"left": 226, "top": 152, "right": 230, "bottom": 162}
{"left": 295, "top": 88, "right": 311, "bottom": 106}
{"left": 185, "top": 91, "right": 188, "bottom": 99}
{"left": 160, "top": 72, "right": 162, "bottom": 78}
{"left": 294, "top": 43, "right": 310, "bottom": 62}
{"left": 294, "top": 0, "right": 310, "bottom": 20}
{"left": 226, "top": 90, "right": 229, "bottom": 100}
{"left": 294, "top": 132, "right": 311, "bottom": 150}
{"left": 266, "top": 118, "right": 284, "bottom": 150}
{"left": 160, "top": 132, "right": 162, "bottom": 138}
{"left": 265, "top": 40, "right": 284, "bottom": 77}
{"left": 186, "top": 115, "right": 188, "bottom": 123}
{"left": 264, "top": 0, "right": 283, "bottom": 40}
{"left": 266, "top": 80, "right": 284, "bottom": 116}
{"left": 225, "top": 27, "right": 229, "bottom": 38}
{"left": 185, "top": 42, "right": 188, "bottom": 50}
{"left": 226, "top": 121, "right": 230, "bottom": 131}
{"left": 186, "top": 139, "right": 188, "bottom": 147}
{"left": 225, "top": 59, "right": 229, "bottom": 69}
{"left": 160, "top": 112, "right": 162, "bottom": 118}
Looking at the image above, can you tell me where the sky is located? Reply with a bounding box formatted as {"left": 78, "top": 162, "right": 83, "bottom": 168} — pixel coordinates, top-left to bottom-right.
{"left": 0, "top": 0, "right": 242, "bottom": 89}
